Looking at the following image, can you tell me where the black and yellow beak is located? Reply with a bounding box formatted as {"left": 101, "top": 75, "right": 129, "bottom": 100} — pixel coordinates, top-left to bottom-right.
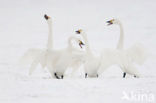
{"left": 75, "top": 29, "right": 82, "bottom": 34}
{"left": 44, "top": 14, "right": 50, "bottom": 20}
{"left": 106, "top": 19, "right": 114, "bottom": 25}
{"left": 79, "top": 40, "right": 85, "bottom": 48}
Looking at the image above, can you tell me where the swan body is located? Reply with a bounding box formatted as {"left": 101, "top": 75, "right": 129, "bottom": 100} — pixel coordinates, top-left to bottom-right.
{"left": 75, "top": 30, "right": 101, "bottom": 78}
{"left": 99, "top": 19, "right": 147, "bottom": 78}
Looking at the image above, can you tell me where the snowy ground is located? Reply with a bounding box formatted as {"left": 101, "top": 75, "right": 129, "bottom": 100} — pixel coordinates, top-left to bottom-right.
{"left": 0, "top": 0, "right": 156, "bottom": 103}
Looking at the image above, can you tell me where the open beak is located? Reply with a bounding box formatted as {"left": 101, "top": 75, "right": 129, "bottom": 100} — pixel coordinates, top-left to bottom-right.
{"left": 44, "top": 14, "right": 50, "bottom": 20}
{"left": 79, "top": 41, "right": 85, "bottom": 48}
{"left": 106, "top": 20, "right": 113, "bottom": 26}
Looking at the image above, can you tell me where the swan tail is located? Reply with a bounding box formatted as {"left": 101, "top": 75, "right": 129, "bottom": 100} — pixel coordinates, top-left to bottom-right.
{"left": 127, "top": 43, "right": 148, "bottom": 65}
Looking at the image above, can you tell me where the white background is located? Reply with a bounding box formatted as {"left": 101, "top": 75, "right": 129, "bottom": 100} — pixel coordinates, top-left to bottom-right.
{"left": 0, "top": 0, "right": 156, "bottom": 103}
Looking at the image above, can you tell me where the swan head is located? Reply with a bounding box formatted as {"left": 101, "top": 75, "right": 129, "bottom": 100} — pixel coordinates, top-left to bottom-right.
{"left": 69, "top": 36, "right": 85, "bottom": 48}
{"left": 44, "top": 14, "right": 51, "bottom": 20}
{"left": 79, "top": 40, "right": 85, "bottom": 48}
{"left": 75, "top": 29, "right": 85, "bottom": 48}
{"left": 75, "top": 29, "right": 83, "bottom": 34}
{"left": 107, "top": 19, "right": 120, "bottom": 25}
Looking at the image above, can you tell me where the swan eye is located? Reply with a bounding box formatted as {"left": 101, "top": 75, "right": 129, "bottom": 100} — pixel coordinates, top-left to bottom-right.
{"left": 75, "top": 29, "right": 82, "bottom": 34}
{"left": 44, "top": 14, "right": 50, "bottom": 20}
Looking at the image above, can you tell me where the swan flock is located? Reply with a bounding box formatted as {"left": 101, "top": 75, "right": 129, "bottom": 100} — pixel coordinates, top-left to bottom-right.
{"left": 20, "top": 15, "right": 148, "bottom": 79}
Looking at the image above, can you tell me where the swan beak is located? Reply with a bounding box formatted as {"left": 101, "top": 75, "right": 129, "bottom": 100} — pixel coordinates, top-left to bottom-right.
{"left": 44, "top": 14, "right": 50, "bottom": 20}
{"left": 79, "top": 40, "right": 85, "bottom": 48}
{"left": 106, "top": 19, "right": 113, "bottom": 25}
{"left": 75, "top": 29, "right": 82, "bottom": 34}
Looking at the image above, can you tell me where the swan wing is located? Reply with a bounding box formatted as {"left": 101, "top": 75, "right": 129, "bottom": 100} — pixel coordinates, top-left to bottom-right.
{"left": 126, "top": 43, "right": 148, "bottom": 65}
{"left": 19, "top": 48, "right": 43, "bottom": 66}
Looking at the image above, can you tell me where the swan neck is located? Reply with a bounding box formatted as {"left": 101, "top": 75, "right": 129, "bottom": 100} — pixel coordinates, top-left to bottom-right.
{"left": 47, "top": 19, "right": 53, "bottom": 50}
{"left": 81, "top": 32, "right": 91, "bottom": 54}
{"left": 117, "top": 23, "right": 124, "bottom": 50}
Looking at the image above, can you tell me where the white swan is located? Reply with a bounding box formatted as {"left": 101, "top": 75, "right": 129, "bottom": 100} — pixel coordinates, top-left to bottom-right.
{"left": 75, "top": 29, "right": 101, "bottom": 78}
{"left": 20, "top": 14, "right": 54, "bottom": 76}
{"left": 99, "top": 19, "right": 147, "bottom": 78}
{"left": 50, "top": 35, "right": 85, "bottom": 79}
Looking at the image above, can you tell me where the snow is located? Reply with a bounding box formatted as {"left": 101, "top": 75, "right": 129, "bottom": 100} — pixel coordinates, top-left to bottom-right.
{"left": 0, "top": 0, "right": 156, "bottom": 103}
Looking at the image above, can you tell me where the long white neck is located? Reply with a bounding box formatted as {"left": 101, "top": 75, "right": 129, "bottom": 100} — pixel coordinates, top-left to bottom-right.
{"left": 81, "top": 32, "right": 92, "bottom": 54}
{"left": 67, "top": 36, "right": 77, "bottom": 51}
{"left": 47, "top": 19, "right": 53, "bottom": 50}
{"left": 116, "top": 22, "right": 124, "bottom": 50}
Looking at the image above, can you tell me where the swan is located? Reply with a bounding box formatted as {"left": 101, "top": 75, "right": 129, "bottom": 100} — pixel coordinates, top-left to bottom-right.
{"left": 99, "top": 19, "right": 147, "bottom": 78}
{"left": 50, "top": 35, "right": 85, "bottom": 79}
{"left": 75, "top": 29, "right": 101, "bottom": 78}
{"left": 20, "top": 14, "right": 54, "bottom": 76}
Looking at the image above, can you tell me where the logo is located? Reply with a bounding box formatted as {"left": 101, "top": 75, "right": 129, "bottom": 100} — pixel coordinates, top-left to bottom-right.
{"left": 121, "top": 90, "right": 155, "bottom": 102}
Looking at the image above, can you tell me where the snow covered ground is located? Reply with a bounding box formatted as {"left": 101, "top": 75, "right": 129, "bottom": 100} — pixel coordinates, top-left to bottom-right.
{"left": 0, "top": 0, "right": 156, "bottom": 103}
